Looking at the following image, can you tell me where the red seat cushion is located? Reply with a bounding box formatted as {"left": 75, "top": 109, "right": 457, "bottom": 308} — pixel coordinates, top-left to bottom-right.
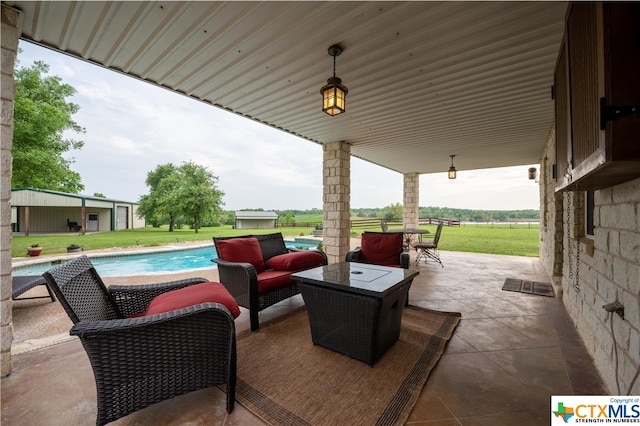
{"left": 265, "top": 251, "right": 324, "bottom": 271}
{"left": 359, "top": 232, "right": 403, "bottom": 267}
{"left": 144, "top": 282, "right": 241, "bottom": 318}
{"left": 216, "top": 237, "right": 265, "bottom": 272}
{"left": 256, "top": 270, "right": 296, "bottom": 294}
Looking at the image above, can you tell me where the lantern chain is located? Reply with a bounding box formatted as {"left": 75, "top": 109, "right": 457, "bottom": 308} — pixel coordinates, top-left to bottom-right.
{"left": 575, "top": 183, "right": 581, "bottom": 293}
{"left": 564, "top": 165, "right": 580, "bottom": 293}
{"left": 567, "top": 190, "right": 573, "bottom": 282}
{"left": 332, "top": 53, "right": 337, "bottom": 78}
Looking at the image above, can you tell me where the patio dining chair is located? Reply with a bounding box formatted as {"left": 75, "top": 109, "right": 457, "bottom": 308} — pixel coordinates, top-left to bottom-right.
{"left": 42, "top": 255, "right": 237, "bottom": 425}
{"left": 412, "top": 222, "right": 444, "bottom": 267}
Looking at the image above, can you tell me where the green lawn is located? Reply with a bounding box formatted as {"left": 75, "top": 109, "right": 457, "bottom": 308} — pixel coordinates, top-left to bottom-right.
{"left": 12, "top": 223, "right": 539, "bottom": 258}
{"left": 435, "top": 225, "right": 539, "bottom": 257}
{"left": 361, "top": 223, "right": 539, "bottom": 257}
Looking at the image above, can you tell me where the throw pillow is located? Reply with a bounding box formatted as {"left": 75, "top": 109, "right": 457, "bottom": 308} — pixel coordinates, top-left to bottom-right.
{"left": 144, "top": 282, "right": 241, "bottom": 318}
{"left": 265, "top": 251, "right": 324, "bottom": 271}
{"left": 360, "top": 232, "right": 403, "bottom": 266}
{"left": 216, "top": 237, "right": 265, "bottom": 272}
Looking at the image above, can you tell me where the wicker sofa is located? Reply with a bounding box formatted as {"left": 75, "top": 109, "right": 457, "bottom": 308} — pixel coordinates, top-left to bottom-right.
{"left": 212, "top": 233, "right": 327, "bottom": 330}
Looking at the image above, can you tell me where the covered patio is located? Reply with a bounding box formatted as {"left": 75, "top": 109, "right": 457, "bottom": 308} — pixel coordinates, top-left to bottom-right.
{"left": 1, "top": 1, "right": 638, "bottom": 421}
{"left": 3, "top": 250, "right": 606, "bottom": 424}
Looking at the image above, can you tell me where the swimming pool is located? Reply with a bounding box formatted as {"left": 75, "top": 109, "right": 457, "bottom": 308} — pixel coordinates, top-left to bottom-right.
{"left": 13, "top": 241, "right": 318, "bottom": 277}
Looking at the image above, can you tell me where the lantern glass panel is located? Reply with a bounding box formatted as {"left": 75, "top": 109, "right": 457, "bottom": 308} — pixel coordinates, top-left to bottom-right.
{"left": 323, "top": 86, "right": 346, "bottom": 116}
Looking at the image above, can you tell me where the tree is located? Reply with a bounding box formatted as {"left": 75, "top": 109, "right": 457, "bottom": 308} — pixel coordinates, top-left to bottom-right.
{"left": 278, "top": 211, "right": 295, "bottom": 224}
{"left": 12, "top": 58, "right": 85, "bottom": 192}
{"left": 174, "top": 162, "right": 225, "bottom": 233}
{"left": 137, "top": 164, "right": 179, "bottom": 230}
{"left": 137, "top": 162, "right": 225, "bottom": 232}
{"left": 379, "top": 202, "right": 403, "bottom": 220}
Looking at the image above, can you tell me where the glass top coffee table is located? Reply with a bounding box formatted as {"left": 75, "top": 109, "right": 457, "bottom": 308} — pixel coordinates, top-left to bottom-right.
{"left": 292, "top": 262, "right": 419, "bottom": 365}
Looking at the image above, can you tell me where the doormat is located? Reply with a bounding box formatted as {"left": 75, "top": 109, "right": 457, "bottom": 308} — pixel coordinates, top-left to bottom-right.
{"left": 502, "top": 278, "right": 555, "bottom": 297}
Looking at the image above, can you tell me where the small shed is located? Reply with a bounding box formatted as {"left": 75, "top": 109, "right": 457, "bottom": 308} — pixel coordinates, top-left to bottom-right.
{"left": 234, "top": 211, "right": 278, "bottom": 229}
{"left": 11, "top": 188, "right": 144, "bottom": 235}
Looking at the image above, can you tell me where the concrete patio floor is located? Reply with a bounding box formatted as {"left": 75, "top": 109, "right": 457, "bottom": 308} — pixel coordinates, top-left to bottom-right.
{"left": 2, "top": 250, "right": 607, "bottom": 425}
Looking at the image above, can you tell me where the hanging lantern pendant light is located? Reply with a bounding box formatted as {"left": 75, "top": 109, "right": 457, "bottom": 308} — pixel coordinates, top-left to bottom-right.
{"left": 321, "top": 44, "right": 348, "bottom": 116}
{"left": 448, "top": 155, "right": 457, "bottom": 179}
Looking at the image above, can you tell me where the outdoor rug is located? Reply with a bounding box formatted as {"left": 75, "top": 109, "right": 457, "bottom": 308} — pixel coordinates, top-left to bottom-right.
{"left": 233, "top": 305, "right": 461, "bottom": 426}
{"left": 502, "top": 277, "right": 555, "bottom": 297}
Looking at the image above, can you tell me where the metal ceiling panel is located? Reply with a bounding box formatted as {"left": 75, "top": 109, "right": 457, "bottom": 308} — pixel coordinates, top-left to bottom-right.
{"left": 7, "top": 1, "right": 567, "bottom": 174}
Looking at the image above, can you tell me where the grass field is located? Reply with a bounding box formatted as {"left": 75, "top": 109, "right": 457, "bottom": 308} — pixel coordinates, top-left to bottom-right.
{"left": 435, "top": 225, "right": 539, "bottom": 257}
{"left": 12, "top": 223, "right": 539, "bottom": 258}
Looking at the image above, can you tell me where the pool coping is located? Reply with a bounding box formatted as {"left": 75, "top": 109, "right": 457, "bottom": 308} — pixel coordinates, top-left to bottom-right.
{"left": 13, "top": 241, "right": 213, "bottom": 260}
{"left": 11, "top": 238, "right": 320, "bottom": 276}
{"left": 11, "top": 242, "right": 217, "bottom": 273}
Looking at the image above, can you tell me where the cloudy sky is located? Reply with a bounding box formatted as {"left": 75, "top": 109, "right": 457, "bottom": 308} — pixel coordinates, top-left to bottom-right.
{"left": 17, "top": 41, "right": 540, "bottom": 211}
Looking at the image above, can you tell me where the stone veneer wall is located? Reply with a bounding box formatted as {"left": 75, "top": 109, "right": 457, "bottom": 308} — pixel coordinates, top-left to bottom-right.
{"left": 539, "top": 133, "right": 640, "bottom": 395}
{"left": 322, "top": 141, "right": 351, "bottom": 264}
{"left": 403, "top": 173, "right": 419, "bottom": 230}
{"left": 1, "top": 4, "right": 20, "bottom": 377}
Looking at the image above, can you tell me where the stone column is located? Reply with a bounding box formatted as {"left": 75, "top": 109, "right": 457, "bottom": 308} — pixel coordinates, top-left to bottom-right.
{"left": 403, "top": 173, "right": 419, "bottom": 229}
{"left": 323, "top": 142, "right": 350, "bottom": 264}
{"left": 1, "top": 4, "right": 20, "bottom": 377}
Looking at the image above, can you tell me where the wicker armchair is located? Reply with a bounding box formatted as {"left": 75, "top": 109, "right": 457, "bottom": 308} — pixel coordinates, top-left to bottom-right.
{"left": 212, "top": 233, "right": 327, "bottom": 331}
{"left": 42, "top": 255, "right": 236, "bottom": 426}
{"left": 346, "top": 232, "right": 410, "bottom": 269}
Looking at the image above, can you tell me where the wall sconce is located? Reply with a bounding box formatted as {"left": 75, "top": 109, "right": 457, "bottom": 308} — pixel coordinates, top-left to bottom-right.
{"left": 448, "top": 155, "right": 457, "bottom": 179}
{"left": 320, "top": 44, "right": 348, "bottom": 116}
{"left": 528, "top": 167, "right": 537, "bottom": 180}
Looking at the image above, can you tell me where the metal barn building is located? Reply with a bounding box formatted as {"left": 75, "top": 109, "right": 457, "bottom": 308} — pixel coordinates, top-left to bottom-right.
{"left": 11, "top": 188, "right": 144, "bottom": 235}
{"left": 234, "top": 211, "right": 278, "bottom": 229}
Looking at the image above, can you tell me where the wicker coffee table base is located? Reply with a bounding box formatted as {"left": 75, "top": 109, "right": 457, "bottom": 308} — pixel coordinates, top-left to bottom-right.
{"left": 298, "top": 280, "right": 412, "bottom": 365}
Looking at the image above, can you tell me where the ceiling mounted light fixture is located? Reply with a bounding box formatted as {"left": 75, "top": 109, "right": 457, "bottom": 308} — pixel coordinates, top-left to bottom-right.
{"left": 321, "top": 44, "right": 348, "bottom": 116}
{"left": 448, "top": 155, "right": 457, "bottom": 179}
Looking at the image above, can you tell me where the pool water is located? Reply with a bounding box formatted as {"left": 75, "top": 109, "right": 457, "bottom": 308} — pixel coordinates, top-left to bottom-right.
{"left": 13, "top": 242, "right": 317, "bottom": 277}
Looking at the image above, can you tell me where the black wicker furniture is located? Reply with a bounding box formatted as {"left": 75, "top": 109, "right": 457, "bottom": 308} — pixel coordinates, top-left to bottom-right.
{"left": 212, "top": 233, "right": 327, "bottom": 331}
{"left": 292, "top": 262, "right": 419, "bottom": 365}
{"left": 12, "top": 275, "right": 56, "bottom": 302}
{"left": 345, "top": 231, "right": 410, "bottom": 269}
{"left": 42, "top": 255, "right": 237, "bottom": 426}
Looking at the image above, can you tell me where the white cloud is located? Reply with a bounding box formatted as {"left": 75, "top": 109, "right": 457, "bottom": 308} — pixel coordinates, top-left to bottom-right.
{"left": 17, "top": 41, "right": 539, "bottom": 211}
{"left": 419, "top": 165, "right": 540, "bottom": 210}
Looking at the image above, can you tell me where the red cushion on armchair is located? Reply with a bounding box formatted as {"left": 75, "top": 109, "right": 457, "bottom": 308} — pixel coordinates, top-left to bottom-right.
{"left": 359, "top": 232, "right": 403, "bottom": 266}
{"left": 144, "top": 282, "right": 241, "bottom": 318}
{"left": 265, "top": 251, "right": 324, "bottom": 271}
{"left": 216, "top": 237, "right": 265, "bottom": 272}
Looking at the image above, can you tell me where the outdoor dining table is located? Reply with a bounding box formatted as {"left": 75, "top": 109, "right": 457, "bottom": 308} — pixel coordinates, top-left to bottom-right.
{"left": 385, "top": 228, "right": 430, "bottom": 249}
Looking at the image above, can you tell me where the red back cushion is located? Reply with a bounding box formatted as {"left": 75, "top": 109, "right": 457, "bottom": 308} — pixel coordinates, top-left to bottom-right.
{"left": 216, "top": 237, "right": 265, "bottom": 272}
{"left": 360, "top": 232, "right": 403, "bottom": 266}
{"left": 144, "top": 282, "right": 241, "bottom": 318}
{"left": 265, "top": 251, "right": 324, "bottom": 271}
